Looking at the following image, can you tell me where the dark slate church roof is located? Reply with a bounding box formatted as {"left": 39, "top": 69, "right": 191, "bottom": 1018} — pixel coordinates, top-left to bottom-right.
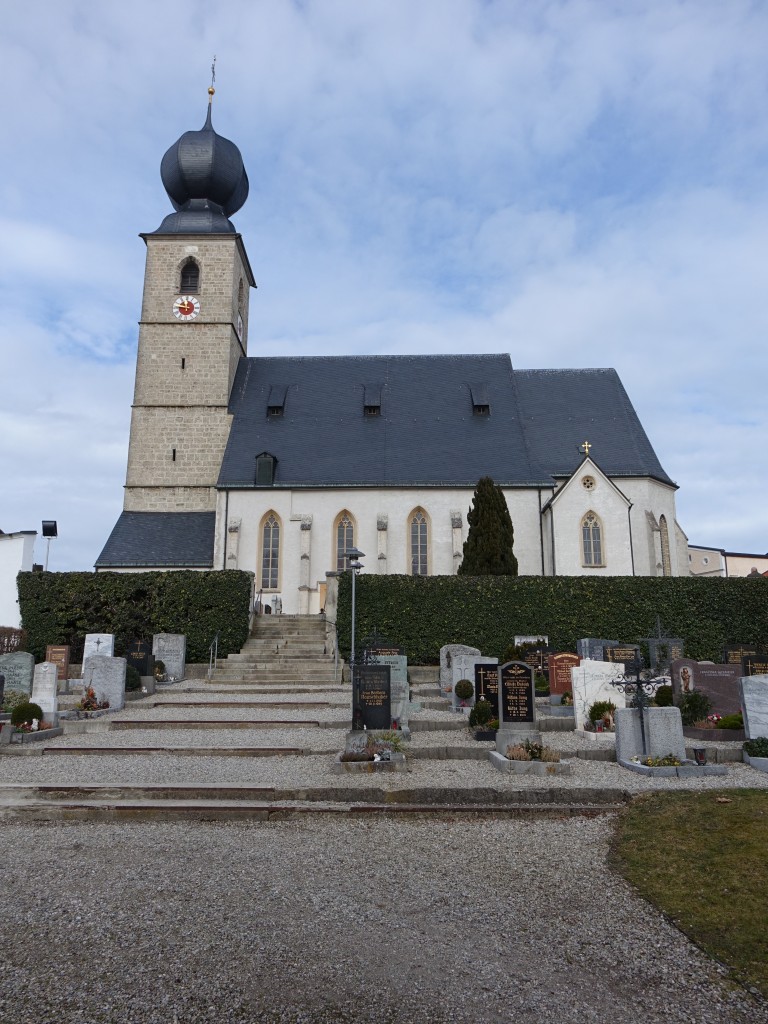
{"left": 95, "top": 512, "right": 215, "bottom": 569}
{"left": 218, "top": 355, "right": 674, "bottom": 489}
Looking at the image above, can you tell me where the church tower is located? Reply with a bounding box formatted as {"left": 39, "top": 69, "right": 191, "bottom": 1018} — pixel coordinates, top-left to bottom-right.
{"left": 124, "top": 88, "right": 255, "bottom": 514}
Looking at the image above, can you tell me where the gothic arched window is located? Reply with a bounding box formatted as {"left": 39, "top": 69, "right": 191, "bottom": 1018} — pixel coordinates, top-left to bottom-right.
{"left": 180, "top": 259, "right": 200, "bottom": 293}
{"left": 581, "top": 511, "right": 604, "bottom": 567}
{"left": 260, "top": 512, "right": 280, "bottom": 590}
{"left": 659, "top": 514, "right": 671, "bottom": 576}
{"left": 335, "top": 512, "right": 355, "bottom": 571}
{"left": 410, "top": 508, "right": 429, "bottom": 576}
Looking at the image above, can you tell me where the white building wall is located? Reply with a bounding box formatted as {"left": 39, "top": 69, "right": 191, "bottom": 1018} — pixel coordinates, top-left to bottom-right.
{"left": 546, "top": 469, "right": 633, "bottom": 576}
{"left": 617, "top": 478, "right": 682, "bottom": 576}
{"left": 220, "top": 486, "right": 546, "bottom": 614}
{"left": 0, "top": 532, "right": 36, "bottom": 628}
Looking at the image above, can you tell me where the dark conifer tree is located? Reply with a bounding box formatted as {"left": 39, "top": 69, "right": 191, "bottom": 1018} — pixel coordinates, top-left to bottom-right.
{"left": 457, "top": 476, "right": 519, "bottom": 576}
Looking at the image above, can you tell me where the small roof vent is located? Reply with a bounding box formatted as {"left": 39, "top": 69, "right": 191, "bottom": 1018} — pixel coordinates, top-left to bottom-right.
{"left": 470, "top": 383, "right": 490, "bottom": 416}
{"left": 267, "top": 385, "right": 287, "bottom": 417}
{"left": 364, "top": 384, "right": 382, "bottom": 417}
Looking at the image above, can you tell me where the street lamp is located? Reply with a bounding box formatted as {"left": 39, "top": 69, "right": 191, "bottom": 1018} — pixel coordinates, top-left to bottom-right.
{"left": 342, "top": 549, "right": 365, "bottom": 729}
{"left": 41, "top": 521, "right": 58, "bottom": 571}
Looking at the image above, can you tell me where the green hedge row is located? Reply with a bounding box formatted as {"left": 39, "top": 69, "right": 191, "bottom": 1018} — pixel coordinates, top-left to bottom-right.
{"left": 336, "top": 574, "right": 768, "bottom": 665}
{"left": 17, "top": 570, "right": 253, "bottom": 663}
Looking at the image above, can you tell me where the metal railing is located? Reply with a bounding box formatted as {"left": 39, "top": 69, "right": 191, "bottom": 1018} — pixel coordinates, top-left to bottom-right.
{"left": 207, "top": 631, "right": 220, "bottom": 681}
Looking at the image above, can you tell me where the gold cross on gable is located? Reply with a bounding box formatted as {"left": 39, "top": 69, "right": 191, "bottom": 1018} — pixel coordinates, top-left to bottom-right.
{"left": 580, "top": 440, "right": 592, "bottom": 456}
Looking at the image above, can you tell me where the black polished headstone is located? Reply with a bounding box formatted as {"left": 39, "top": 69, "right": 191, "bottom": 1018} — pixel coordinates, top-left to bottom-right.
{"left": 743, "top": 655, "right": 768, "bottom": 677}
{"left": 498, "top": 661, "right": 535, "bottom": 725}
{"left": 126, "top": 639, "right": 154, "bottom": 677}
{"left": 474, "top": 663, "right": 499, "bottom": 707}
{"left": 724, "top": 644, "right": 765, "bottom": 666}
{"left": 354, "top": 665, "right": 391, "bottom": 731}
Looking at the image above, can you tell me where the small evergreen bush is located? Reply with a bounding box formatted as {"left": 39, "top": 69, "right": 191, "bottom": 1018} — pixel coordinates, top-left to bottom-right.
{"left": 587, "top": 700, "right": 616, "bottom": 723}
{"left": 125, "top": 665, "right": 142, "bottom": 691}
{"left": 468, "top": 699, "right": 494, "bottom": 728}
{"left": 677, "top": 691, "right": 712, "bottom": 726}
{"left": 654, "top": 684, "right": 674, "bottom": 707}
{"left": 716, "top": 712, "right": 743, "bottom": 730}
{"left": 454, "top": 679, "right": 473, "bottom": 700}
{"left": 11, "top": 702, "right": 44, "bottom": 727}
{"left": 744, "top": 737, "right": 768, "bottom": 758}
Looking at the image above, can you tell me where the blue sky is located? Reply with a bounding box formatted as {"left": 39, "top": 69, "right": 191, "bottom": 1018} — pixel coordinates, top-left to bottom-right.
{"left": 2, "top": 0, "right": 767, "bottom": 571}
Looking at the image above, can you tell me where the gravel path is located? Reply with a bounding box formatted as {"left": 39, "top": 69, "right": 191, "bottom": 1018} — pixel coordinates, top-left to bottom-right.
{"left": 0, "top": 815, "right": 765, "bottom": 1024}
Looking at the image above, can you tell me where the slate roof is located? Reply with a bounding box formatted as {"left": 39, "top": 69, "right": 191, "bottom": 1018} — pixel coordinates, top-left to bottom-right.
{"left": 218, "top": 355, "right": 674, "bottom": 489}
{"left": 95, "top": 512, "right": 215, "bottom": 568}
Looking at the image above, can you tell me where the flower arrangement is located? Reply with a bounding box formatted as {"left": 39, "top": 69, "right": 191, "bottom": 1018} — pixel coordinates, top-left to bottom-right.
{"left": 77, "top": 687, "right": 110, "bottom": 712}
{"left": 630, "top": 753, "right": 681, "bottom": 767}
{"left": 506, "top": 739, "right": 560, "bottom": 763}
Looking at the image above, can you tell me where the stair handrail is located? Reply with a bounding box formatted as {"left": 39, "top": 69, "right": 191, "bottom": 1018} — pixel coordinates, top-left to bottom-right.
{"left": 207, "top": 631, "right": 220, "bottom": 680}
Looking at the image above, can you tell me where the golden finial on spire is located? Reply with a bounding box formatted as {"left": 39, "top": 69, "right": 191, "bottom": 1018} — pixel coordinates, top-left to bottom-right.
{"left": 208, "top": 55, "right": 216, "bottom": 102}
{"left": 580, "top": 440, "right": 592, "bottom": 456}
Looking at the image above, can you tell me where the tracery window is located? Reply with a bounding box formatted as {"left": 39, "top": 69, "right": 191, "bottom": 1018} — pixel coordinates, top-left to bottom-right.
{"left": 335, "top": 512, "right": 355, "bottom": 571}
{"left": 581, "top": 511, "right": 604, "bottom": 567}
{"left": 410, "top": 509, "right": 429, "bottom": 576}
{"left": 261, "top": 513, "right": 280, "bottom": 590}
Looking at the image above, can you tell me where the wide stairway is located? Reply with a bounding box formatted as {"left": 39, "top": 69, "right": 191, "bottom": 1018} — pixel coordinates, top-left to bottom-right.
{"left": 208, "top": 614, "right": 340, "bottom": 689}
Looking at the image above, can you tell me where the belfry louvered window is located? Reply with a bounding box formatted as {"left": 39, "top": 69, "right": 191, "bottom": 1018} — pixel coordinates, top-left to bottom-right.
{"left": 180, "top": 260, "right": 199, "bottom": 293}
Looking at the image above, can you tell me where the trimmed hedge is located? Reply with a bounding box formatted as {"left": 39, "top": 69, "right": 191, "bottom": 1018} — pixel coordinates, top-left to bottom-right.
{"left": 336, "top": 573, "right": 768, "bottom": 665}
{"left": 17, "top": 570, "right": 253, "bottom": 663}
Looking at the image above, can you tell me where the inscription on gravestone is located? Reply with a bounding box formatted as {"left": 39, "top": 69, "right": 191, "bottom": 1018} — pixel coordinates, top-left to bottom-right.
{"left": 45, "top": 645, "right": 71, "bottom": 682}
{"left": 724, "top": 644, "right": 763, "bottom": 666}
{"left": 474, "top": 663, "right": 499, "bottom": 706}
{"left": 82, "top": 634, "right": 115, "bottom": 675}
{"left": 548, "top": 653, "right": 580, "bottom": 696}
{"left": 0, "top": 652, "right": 34, "bottom": 696}
{"left": 126, "top": 639, "right": 154, "bottom": 676}
{"left": 604, "top": 644, "right": 642, "bottom": 667}
{"left": 152, "top": 634, "right": 186, "bottom": 680}
{"left": 577, "top": 638, "right": 618, "bottom": 661}
{"left": 499, "top": 662, "right": 534, "bottom": 724}
{"left": 354, "top": 665, "right": 391, "bottom": 731}
{"left": 742, "top": 656, "right": 768, "bottom": 677}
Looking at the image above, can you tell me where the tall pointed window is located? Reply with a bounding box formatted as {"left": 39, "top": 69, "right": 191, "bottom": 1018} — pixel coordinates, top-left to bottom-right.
{"left": 180, "top": 259, "right": 200, "bottom": 293}
{"left": 410, "top": 508, "right": 429, "bottom": 576}
{"left": 581, "top": 511, "right": 604, "bottom": 567}
{"left": 659, "top": 515, "right": 671, "bottom": 576}
{"left": 260, "top": 513, "right": 280, "bottom": 590}
{"left": 335, "top": 512, "right": 355, "bottom": 571}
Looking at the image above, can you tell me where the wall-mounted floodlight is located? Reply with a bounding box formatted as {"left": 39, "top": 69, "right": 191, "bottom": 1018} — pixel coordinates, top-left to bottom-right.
{"left": 42, "top": 520, "right": 58, "bottom": 571}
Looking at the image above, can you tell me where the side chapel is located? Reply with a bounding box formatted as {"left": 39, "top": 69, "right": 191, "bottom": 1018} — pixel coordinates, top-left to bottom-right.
{"left": 96, "top": 90, "right": 689, "bottom": 612}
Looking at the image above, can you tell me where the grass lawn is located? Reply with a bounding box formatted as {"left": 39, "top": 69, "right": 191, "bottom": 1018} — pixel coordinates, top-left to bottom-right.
{"left": 611, "top": 790, "right": 768, "bottom": 996}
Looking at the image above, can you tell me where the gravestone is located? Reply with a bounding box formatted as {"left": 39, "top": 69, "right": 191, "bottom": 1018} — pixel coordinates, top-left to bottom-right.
{"left": 82, "top": 656, "right": 127, "bottom": 711}
{"left": 365, "top": 637, "right": 408, "bottom": 726}
{"left": 615, "top": 706, "right": 687, "bottom": 762}
{"left": 152, "top": 633, "right": 186, "bottom": 680}
{"left": 495, "top": 661, "right": 539, "bottom": 752}
{"left": 474, "top": 661, "right": 500, "bottom": 707}
{"left": 0, "top": 652, "right": 34, "bottom": 696}
{"left": 45, "top": 645, "right": 71, "bottom": 684}
{"left": 644, "top": 635, "right": 684, "bottom": 673}
{"left": 31, "top": 662, "right": 58, "bottom": 723}
{"left": 126, "top": 639, "right": 154, "bottom": 677}
{"left": 82, "top": 634, "right": 115, "bottom": 675}
{"left": 449, "top": 652, "right": 483, "bottom": 709}
{"left": 548, "top": 653, "right": 580, "bottom": 696}
{"left": 670, "top": 659, "right": 741, "bottom": 716}
{"left": 514, "top": 635, "right": 549, "bottom": 648}
{"left": 604, "top": 644, "right": 642, "bottom": 668}
{"left": 353, "top": 664, "right": 391, "bottom": 731}
{"left": 742, "top": 655, "right": 768, "bottom": 677}
{"left": 570, "top": 659, "right": 626, "bottom": 730}
{"left": 740, "top": 676, "right": 768, "bottom": 740}
{"left": 577, "top": 638, "right": 618, "bottom": 661}
{"left": 439, "top": 644, "right": 480, "bottom": 697}
{"left": 519, "top": 645, "right": 552, "bottom": 675}
{"left": 723, "top": 644, "right": 764, "bottom": 666}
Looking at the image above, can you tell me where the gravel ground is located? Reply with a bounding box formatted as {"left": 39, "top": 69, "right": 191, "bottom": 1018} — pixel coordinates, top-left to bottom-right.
{"left": 0, "top": 815, "right": 765, "bottom": 1024}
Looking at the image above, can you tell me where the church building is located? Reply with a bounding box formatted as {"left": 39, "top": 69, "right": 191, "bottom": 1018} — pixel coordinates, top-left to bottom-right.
{"left": 96, "top": 91, "right": 689, "bottom": 611}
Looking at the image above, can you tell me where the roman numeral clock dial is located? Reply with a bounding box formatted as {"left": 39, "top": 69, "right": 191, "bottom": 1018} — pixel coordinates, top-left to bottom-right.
{"left": 173, "top": 296, "right": 200, "bottom": 321}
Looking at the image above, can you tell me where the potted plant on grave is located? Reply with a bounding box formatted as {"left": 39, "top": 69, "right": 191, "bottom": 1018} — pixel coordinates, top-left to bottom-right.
{"left": 586, "top": 700, "right": 616, "bottom": 733}
{"left": 10, "top": 702, "right": 45, "bottom": 733}
{"left": 506, "top": 739, "right": 561, "bottom": 763}
{"left": 77, "top": 687, "right": 110, "bottom": 715}
{"left": 468, "top": 698, "right": 497, "bottom": 740}
{"left": 454, "top": 678, "right": 474, "bottom": 708}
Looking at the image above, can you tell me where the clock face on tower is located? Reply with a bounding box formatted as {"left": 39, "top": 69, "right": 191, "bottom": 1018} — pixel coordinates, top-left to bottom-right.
{"left": 173, "top": 296, "right": 200, "bottom": 321}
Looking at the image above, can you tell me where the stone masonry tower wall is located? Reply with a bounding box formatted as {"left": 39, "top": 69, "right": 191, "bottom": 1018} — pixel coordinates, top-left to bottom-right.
{"left": 124, "top": 233, "right": 253, "bottom": 512}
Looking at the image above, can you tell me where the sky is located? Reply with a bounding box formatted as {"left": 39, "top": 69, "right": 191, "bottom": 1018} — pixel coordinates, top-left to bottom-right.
{"left": 1, "top": 0, "right": 767, "bottom": 572}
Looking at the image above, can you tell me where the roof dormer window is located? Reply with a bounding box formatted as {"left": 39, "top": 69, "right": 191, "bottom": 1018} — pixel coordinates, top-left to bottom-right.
{"left": 470, "top": 383, "right": 490, "bottom": 416}
{"left": 364, "top": 384, "right": 382, "bottom": 417}
{"left": 267, "top": 385, "right": 287, "bottom": 418}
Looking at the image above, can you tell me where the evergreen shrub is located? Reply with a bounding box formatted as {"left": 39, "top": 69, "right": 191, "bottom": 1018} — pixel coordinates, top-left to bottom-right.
{"left": 125, "top": 666, "right": 142, "bottom": 691}
{"left": 336, "top": 573, "right": 768, "bottom": 666}
{"left": 17, "top": 570, "right": 253, "bottom": 663}
{"left": 677, "top": 691, "right": 713, "bottom": 726}
{"left": 654, "top": 684, "right": 674, "bottom": 707}
{"left": 11, "top": 702, "right": 43, "bottom": 726}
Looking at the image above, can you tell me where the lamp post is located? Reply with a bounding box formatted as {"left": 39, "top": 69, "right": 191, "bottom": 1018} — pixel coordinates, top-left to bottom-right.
{"left": 343, "top": 548, "right": 365, "bottom": 729}
{"left": 41, "top": 521, "right": 58, "bottom": 571}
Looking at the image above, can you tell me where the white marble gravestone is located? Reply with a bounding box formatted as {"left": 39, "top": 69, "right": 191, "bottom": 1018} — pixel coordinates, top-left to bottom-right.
{"left": 615, "top": 706, "right": 686, "bottom": 763}
{"left": 740, "top": 675, "right": 768, "bottom": 739}
{"left": 450, "top": 652, "right": 483, "bottom": 709}
{"left": 152, "top": 634, "right": 186, "bottom": 680}
{"left": 31, "top": 662, "right": 59, "bottom": 723}
{"left": 439, "top": 644, "right": 480, "bottom": 698}
{"left": 0, "top": 652, "right": 34, "bottom": 695}
{"left": 82, "top": 656, "right": 126, "bottom": 711}
{"left": 370, "top": 653, "right": 409, "bottom": 725}
{"left": 571, "top": 659, "right": 626, "bottom": 730}
{"left": 81, "top": 634, "right": 115, "bottom": 675}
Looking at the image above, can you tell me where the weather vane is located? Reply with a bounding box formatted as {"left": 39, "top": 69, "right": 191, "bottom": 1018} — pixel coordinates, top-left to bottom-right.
{"left": 208, "top": 55, "right": 217, "bottom": 101}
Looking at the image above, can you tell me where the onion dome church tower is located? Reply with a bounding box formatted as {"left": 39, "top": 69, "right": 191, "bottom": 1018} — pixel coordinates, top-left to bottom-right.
{"left": 122, "top": 86, "right": 255, "bottom": 531}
